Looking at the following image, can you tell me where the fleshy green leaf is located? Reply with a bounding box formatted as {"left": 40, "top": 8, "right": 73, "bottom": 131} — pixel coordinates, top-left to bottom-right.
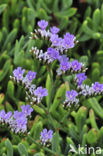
{"left": 18, "top": 143, "right": 28, "bottom": 156}
{"left": 5, "top": 139, "right": 13, "bottom": 156}
{"left": 0, "top": 4, "right": 7, "bottom": 14}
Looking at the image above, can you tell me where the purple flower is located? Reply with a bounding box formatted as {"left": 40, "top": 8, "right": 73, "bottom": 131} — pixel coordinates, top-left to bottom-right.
{"left": 58, "top": 55, "right": 69, "bottom": 63}
{"left": 13, "top": 111, "right": 25, "bottom": 121}
{"left": 71, "top": 60, "right": 82, "bottom": 71}
{"left": 21, "top": 105, "right": 33, "bottom": 116}
{"left": 47, "top": 47, "right": 60, "bottom": 60}
{"left": 3, "top": 112, "right": 12, "bottom": 120}
{"left": 13, "top": 111, "right": 27, "bottom": 133}
{"left": 50, "top": 34, "right": 62, "bottom": 46}
{"left": 76, "top": 73, "right": 87, "bottom": 86}
{"left": 66, "top": 90, "right": 78, "bottom": 101}
{"left": 26, "top": 71, "right": 36, "bottom": 81}
{"left": 60, "top": 61, "right": 70, "bottom": 72}
{"left": 50, "top": 26, "right": 60, "bottom": 34}
{"left": 37, "top": 20, "right": 48, "bottom": 30}
{"left": 16, "top": 117, "right": 27, "bottom": 132}
{"left": 0, "top": 110, "right": 12, "bottom": 123}
{"left": 92, "top": 82, "right": 103, "bottom": 93}
{"left": 34, "top": 87, "right": 48, "bottom": 98}
{"left": 13, "top": 67, "right": 25, "bottom": 81}
{"left": 40, "top": 128, "right": 53, "bottom": 145}
{"left": 63, "top": 32, "right": 75, "bottom": 49}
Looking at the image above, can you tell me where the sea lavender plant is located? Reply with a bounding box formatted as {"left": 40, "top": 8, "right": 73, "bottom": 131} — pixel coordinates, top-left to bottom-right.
{"left": 2, "top": 20, "right": 103, "bottom": 155}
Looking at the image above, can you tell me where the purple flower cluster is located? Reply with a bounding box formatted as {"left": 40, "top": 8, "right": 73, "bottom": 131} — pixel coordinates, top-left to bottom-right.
{"left": 92, "top": 82, "right": 103, "bottom": 93}
{"left": 13, "top": 67, "right": 25, "bottom": 81}
{"left": 60, "top": 60, "right": 70, "bottom": 72}
{"left": 30, "top": 47, "right": 58, "bottom": 64}
{"left": 40, "top": 128, "right": 53, "bottom": 146}
{"left": 26, "top": 71, "right": 36, "bottom": 81}
{"left": 34, "top": 87, "right": 48, "bottom": 98}
{"left": 50, "top": 33, "right": 75, "bottom": 52}
{"left": 30, "top": 20, "right": 77, "bottom": 65}
{"left": 50, "top": 34, "right": 62, "bottom": 47}
{"left": 63, "top": 32, "right": 75, "bottom": 49}
{"left": 27, "top": 86, "right": 48, "bottom": 104}
{"left": 0, "top": 105, "right": 33, "bottom": 133}
{"left": 30, "top": 20, "right": 88, "bottom": 77}
{"left": 0, "top": 110, "right": 12, "bottom": 123}
{"left": 12, "top": 67, "right": 36, "bottom": 84}
{"left": 78, "top": 82, "right": 103, "bottom": 97}
{"left": 57, "top": 59, "right": 86, "bottom": 75}
{"left": 71, "top": 60, "right": 82, "bottom": 71}
{"left": 11, "top": 67, "right": 48, "bottom": 104}
{"left": 47, "top": 47, "right": 60, "bottom": 60}
{"left": 63, "top": 90, "right": 79, "bottom": 108}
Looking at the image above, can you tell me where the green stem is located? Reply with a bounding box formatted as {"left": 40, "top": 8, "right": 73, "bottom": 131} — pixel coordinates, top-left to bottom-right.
{"left": 39, "top": 103, "right": 47, "bottom": 112}
{"left": 48, "top": 114, "right": 56, "bottom": 130}
{"left": 47, "top": 68, "right": 53, "bottom": 110}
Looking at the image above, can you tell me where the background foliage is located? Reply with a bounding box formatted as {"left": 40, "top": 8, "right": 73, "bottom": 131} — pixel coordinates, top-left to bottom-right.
{"left": 0, "top": 0, "right": 103, "bottom": 155}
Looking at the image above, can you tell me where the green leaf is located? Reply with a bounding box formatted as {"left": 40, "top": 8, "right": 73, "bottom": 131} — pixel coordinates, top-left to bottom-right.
{"left": 89, "top": 109, "right": 99, "bottom": 131}
{"left": 5, "top": 139, "right": 13, "bottom": 156}
{"left": 82, "top": 20, "right": 94, "bottom": 36}
{"left": 0, "top": 4, "right": 7, "bottom": 14}
{"left": 38, "top": 8, "right": 49, "bottom": 20}
{"left": 50, "top": 84, "right": 66, "bottom": 113}
{"left": 14, "top": 36, "right": 24, "bottom": 57}
{"left": 33, "top": 105, "right": 46, "bottom": 116}
{"left": 66, "top": 137, "right": 77, "bottom": 150}
{"left": 79, "top": 34, "right": 91, "bottom": 42}
{"left": 68, "top": 123, "right": 79, "bottom": 141}
{"left": 46, "top": 73, "right": 53, "bottom": 108}
{"left": 62, "top": 0, "right": 73, "bottom": 9}
{"left": 0, "top": 60, "right": 10, "bottom": 82}
{"left": 101, "top": 4, "right": 103, "bottom": 25}
{"left": 93, "top": 8, "right": 100, "bottom": 31}
{"left": 18, "top": 143, "right": 28, "bottom": 156}
{"left": 33, "top": 121, "right": 43, "bottom": 140}
{"left": 84, "top": 6, "right": 92, "bottom": 18}
{"left": 7, "top": 81, "right": 14, "bottom": 98}
{"left": 88, "top": 98, "right": 103, "bottom": 119}
{"left": 86, "top": 128, "right": 98, "bottom": 145}
{"left": 59, "top": 17, "right": 69, "bottom": 30}
{"left": 97, "top": 50, "right": 103, "bottom": 62}
{"left": 75, "top": 107, "right": 87, "bottom": 132}
{"left": 52, "top": 132, "right": 60, "bottom": 153}
{"left": 2, "top": 29, "right": 17, "bottom": 51}
{"left": 55, "top": 8, "right": 77, "bottom": 18}
{"left": 39, "top": 0, "right": 52, "bottom": 14}
{"left": 91, "top": 68, "right": 100, "bottom": 82}
{"left": 14, "top": 50, "right": 24, "bottom": 66}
